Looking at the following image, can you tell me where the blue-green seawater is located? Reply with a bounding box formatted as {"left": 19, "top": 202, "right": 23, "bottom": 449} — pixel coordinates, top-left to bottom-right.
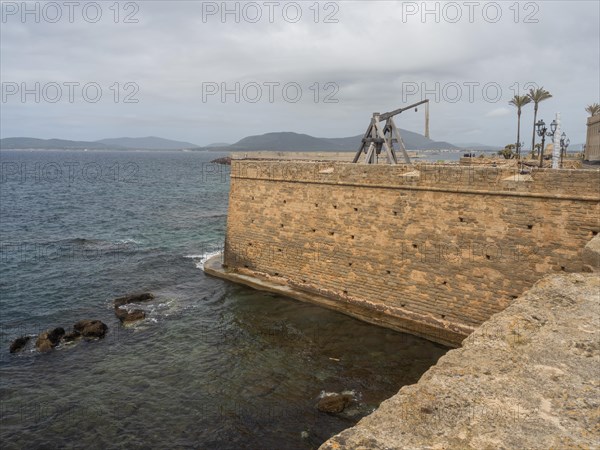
{"left": 0, "top": 150, "right": 448, "bottom": 449}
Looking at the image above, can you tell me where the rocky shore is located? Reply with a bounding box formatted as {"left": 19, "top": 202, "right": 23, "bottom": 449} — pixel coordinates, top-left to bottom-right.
{"left": 9, "top": 291, "right": 155, "bottom": 354}
{"left": 10, "top": 319, "right": 108, "bottom": 353}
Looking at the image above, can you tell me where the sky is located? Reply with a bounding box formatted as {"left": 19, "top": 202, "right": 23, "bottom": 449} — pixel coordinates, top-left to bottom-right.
{"left": 1, "top": 0, "right": 599, "bottom": 147}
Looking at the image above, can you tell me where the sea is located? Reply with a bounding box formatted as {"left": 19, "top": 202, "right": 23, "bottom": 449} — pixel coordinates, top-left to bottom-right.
{"left": 0, "top": 150, "right": 448, "bottom": 449}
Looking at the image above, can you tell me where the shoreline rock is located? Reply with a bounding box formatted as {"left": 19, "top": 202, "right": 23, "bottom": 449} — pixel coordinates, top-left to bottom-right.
{"left": 62, "top": 330, "right": 81, "bottom": 342}
{"left": 35, "top": 327, "right": 65, "bottom": 352}
{"left": 113, "top": 292, "right": 154, "bottom": 307}
{"left": 7, "top": 293, "right": 155, "bottom": 354}
{"left": 9, "top": 336, "right": 30, "bottom": 353}
{"left": 317, "top": 393, "right": 354, "bottom": 414}
{"left": 9, "top": 319, "right": 108, "bottom": 354}
{"left": 115, "top": 308, "right": 146, "bottom": 323}
{"left": 113, "top": 292, "right": 154, "bottom": 323}
{"left": 74, "top": 320, "right": 108, "bottom": 339}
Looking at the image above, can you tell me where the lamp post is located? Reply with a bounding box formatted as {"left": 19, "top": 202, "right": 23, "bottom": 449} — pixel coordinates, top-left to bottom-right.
{"left": 515, "top": 141, "right": 524, "bottom": 168}
{"left": 536, "top": 119, "right": 557, "bottom": 168}
{"left": 560, "top": 132, "right": 570, "bottom": 168}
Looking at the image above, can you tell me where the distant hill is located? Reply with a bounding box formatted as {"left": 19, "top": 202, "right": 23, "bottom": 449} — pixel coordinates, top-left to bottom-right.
{"left": 0, "top": 137, "right": 119, "bottom": 150}
{"left": 226, "top": 130, "right": 457, "bottom": 151}
{"left": 1, "top": 136, "right": 200, "bottom": 150}
{"left": 1, "top": 131, "right": 459, "bottom": 151}
{"left": 230, "top": 132, "right": 337, "bottom": 151}
{"left": 96, "top": 136, "right": 199, "bottom": 150}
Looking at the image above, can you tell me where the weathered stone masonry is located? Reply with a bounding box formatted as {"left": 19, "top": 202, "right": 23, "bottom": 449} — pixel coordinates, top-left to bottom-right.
{"left": 221, "top": 161, "right": 600, "bottom": 346}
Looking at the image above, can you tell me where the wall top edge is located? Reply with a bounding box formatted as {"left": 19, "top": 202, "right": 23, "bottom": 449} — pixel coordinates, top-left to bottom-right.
{"left": 227, "top": 160, "right": 600, "bottom": 200}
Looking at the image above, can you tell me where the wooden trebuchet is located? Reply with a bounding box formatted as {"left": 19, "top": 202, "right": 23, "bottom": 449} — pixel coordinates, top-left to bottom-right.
{"left": 352, "top": 99, "right": 430, "bottom": 165}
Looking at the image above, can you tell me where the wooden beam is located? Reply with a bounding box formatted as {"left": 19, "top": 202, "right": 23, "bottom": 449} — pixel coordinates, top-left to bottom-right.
{"left": 379, "top": 99, "right": 429, "bottom": 121}
{"left": 373, "top": 117, "right": 396, "bottom": 164}
{"left": 389, "top": 117, "right": 411, "bottom": 164}
{"left": 353, "top": 122, "right": 373, "bottom": 163}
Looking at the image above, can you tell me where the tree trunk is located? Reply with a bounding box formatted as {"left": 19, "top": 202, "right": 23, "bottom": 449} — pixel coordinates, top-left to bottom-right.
{"left": 516, "top": 109, "right": 522, "bottom": 159}
{"left": 531, "top": 104, "right": 538, "bottom": 158}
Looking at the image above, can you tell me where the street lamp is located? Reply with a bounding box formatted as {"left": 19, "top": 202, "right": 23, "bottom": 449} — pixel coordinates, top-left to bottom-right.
{"left": 560, "top": 132, "right": 570, "bottom": 168}
{"left": 535, "top": 119, "right": 556, "bottom": 168}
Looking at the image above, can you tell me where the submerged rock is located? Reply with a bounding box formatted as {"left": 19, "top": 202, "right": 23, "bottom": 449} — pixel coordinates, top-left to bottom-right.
{"left": 73, "top": 320, "right": 107, "bottom": 338}
{"left": 113, "top": 292, "right": 154, "bottom": 307}
{"left": 9, "top": 336, "right": 30, "bottom": 353}
{"left": 114, "top": 308, "right": 146, "bottom": 323}
{"left": 62, "top": 330, "right": 81, "bottom": 342}
{"left": 48, "top": 327, "right": 65, "bottom": 344}
{"left": 36, "top": 327, "right": 65, "bottom": 352}
{"left": 317, "top": 394, "right": 354, "bottom": 414}
{"left": 36, "top": 338, "right": 53, "bottom": 353}
{"left": 113, "top": 292, "right": 154, "bottom": 323}
{"left": 20, "top": 321, "right": 106, "bottom": 353}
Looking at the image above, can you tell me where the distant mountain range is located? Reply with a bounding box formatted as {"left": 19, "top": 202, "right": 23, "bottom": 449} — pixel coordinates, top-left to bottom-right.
{"left": 1, "top": 130, "right": 463, "bottom": 152}
{"left": 96, "top": 136, "right": 199, "bottom": 150}
{"left": 223, "top": 130, "right": 458, "bottom": 151}
{"left": 0, "top": 137, "right": 116, "bottom": 150}
{"left": 0, "top": 136, "right": 198, "bottom": 150}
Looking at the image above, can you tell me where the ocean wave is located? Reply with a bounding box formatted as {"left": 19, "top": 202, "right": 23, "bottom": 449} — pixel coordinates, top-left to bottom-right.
{"left": 70, "top": 237, "right": 142, "bottom": 249}
{"left": 115, "top": 238, "right": 142, "bottom": 245}
{"left": 29, "top": 237, "right": 142, "bottom": 249}
{"left": 0, "top": 237, "right": 142, "bottom": 264}
{"left": 1, "top": 239, "right": 178, "bottom": 268}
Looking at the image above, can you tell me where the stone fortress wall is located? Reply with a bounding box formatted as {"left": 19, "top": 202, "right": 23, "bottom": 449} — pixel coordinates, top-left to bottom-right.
{"left": 217, "top": 160, "right": 600, "bottom": 346}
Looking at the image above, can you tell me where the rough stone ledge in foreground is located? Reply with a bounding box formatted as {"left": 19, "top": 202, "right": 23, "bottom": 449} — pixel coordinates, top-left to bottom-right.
{"left": 582, "top": 234, "right": 600, "bottom": 272}
{"left": 320, "top": 273, "right": 600, "bottom": 450}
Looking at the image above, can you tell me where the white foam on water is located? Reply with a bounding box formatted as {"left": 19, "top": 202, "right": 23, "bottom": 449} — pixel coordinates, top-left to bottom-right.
{"left": 115, "top": 238, "right": 142, "bottom": 245}
{"left": 319, "top": 391, "right": 336, "bottom": 398}
{"left": 318, "top": 389, "right": 358, "bottom": 399}
{"left": 184, "top": 251, "right": 222, "bottom": 270}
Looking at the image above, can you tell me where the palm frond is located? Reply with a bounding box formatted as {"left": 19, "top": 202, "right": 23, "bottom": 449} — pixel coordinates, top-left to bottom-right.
{"left": 585, "top": 103, "right": 600, "bottom": 116}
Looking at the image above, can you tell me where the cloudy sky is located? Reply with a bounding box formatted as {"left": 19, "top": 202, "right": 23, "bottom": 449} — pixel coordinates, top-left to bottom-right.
{"left": 1, "top": 0, "right": 598, "bottom": 147}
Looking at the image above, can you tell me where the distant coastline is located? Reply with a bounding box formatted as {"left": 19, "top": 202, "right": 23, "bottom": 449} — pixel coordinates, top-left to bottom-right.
{"left": 1, "top": 131, "right": 498, "bottom": 153}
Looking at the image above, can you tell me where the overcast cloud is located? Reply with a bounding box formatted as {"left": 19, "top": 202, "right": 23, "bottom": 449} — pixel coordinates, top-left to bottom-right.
{"left": 1, "top": 0, "right": 598, "bottom": 146}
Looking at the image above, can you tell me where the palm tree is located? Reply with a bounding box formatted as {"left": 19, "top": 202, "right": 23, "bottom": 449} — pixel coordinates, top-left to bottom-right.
{"left": 585, "top": 103, "right": 600, "bottom": 116}
{"left": 499, "top": 144, "right": 516, "bottom": 159}
{"left": 509, "top": 95, "right": 531, "bottom": 159}
{"left": 528, "top": 87, "right": 552, "bottom": 156}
